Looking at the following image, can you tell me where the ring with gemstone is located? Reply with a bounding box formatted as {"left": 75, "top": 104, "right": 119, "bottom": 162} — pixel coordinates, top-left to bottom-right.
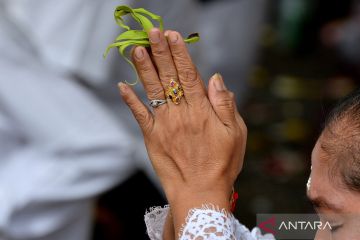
{"left": 149, "top": 99, "right": 167, "bottom": 108}
{"left": 165, "top": 79, "right": 184, "bottom": 105}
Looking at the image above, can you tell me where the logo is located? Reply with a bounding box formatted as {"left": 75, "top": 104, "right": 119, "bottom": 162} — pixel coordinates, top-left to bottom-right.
{"left": 258, "top": 216, "right": 276, "bottom": 235}
{"left": 278, "top": 220, "right": 331, "bottom": 231}
{"left": 257, "top": 214, "right": 332, "bottom": 239}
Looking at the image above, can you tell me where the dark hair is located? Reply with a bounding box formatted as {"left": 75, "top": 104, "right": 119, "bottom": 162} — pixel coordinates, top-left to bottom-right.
{"left": 324, "top": 88, "right": 360, "bottom": 191}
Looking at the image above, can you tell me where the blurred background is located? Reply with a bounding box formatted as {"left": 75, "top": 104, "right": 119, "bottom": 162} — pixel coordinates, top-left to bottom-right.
{"left": 0, "top": 0, "right": 359, "bottom": 239}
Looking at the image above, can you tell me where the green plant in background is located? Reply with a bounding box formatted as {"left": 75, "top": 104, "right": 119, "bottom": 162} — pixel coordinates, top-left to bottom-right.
{"left": 104, "top": 5, "right": 200, "bottom": 85}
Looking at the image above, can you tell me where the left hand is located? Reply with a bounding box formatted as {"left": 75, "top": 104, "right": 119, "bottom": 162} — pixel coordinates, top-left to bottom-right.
{"left": 118, "top": 28, "right": 247, "bottom": 235}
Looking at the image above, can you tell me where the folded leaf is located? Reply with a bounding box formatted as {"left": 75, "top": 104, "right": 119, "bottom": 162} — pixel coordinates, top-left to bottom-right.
{"left": 115, "top": 30, "right": 148, "bottom": 42}
{"left": 104, "top": 5, "right": 200, "bottom": 85}
{"left": 133, "top": 8, "right": 164, "bottom": 31}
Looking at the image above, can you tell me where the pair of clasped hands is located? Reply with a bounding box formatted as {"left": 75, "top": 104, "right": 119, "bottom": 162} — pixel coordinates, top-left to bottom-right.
{"left": 118, "top": 28, "right": 247, "bottom": 237}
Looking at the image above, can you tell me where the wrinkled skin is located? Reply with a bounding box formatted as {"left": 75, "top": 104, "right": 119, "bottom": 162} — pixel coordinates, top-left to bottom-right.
{"left": 119, "top": 28, "right": 247, "bottom": 237}
{"left": 308, "top": 129, "right": 360, "bottom": 240}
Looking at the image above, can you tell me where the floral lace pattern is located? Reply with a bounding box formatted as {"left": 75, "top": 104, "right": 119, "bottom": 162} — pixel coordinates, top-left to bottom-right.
{"left": 180, "top": 207, "right": 236, "bottom": 240}
{"left": 145, "top": 205, "right": 275, "bottom": 240}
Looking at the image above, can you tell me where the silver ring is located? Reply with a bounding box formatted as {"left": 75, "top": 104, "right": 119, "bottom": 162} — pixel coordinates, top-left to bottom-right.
{"left": 149, "top": 99, "right": 167, "bottom": 108}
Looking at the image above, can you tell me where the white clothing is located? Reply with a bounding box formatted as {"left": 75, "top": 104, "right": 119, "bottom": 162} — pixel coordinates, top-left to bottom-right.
{"left": 145, "top": 206, "right": 275, "bottom": 240}
{"left": 0, "top": 0, "right": 267, "bottom": 239}
{"left": 0, "top": 1, "right": 142, "bottom": 239}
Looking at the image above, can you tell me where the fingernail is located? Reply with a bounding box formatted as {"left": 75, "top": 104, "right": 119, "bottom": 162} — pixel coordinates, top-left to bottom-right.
{"left": 134, "top": 47, "right": 144, "bottom": 60}
{"left": 118, "top": 82, "right": 127, "bottom": 94}
{"left": 213, "top": 73, "right": 226, "bottom": 91}
{"left": 169, "top": 32, "right": 179, "bottom": 44}
{"left": 149, "top": 29, "right": 160, "bottom": 43}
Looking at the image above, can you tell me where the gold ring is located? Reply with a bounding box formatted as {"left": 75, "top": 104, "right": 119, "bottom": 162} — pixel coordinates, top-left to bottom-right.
{"left": 166, "top": 79, "right": 184, "bottom": 105}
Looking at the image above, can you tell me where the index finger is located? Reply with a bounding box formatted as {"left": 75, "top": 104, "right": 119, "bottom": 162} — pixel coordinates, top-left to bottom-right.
{"left": 166, "top": 31, "right": 207, "bottom": 105}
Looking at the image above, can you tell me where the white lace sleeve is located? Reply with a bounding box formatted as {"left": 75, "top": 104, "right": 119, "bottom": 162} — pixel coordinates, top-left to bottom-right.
{"left": 145, "top": 205, "right": 275, "bottom": 240}
{"left": 145, "top": 205, "right": 170, "bottom": 240}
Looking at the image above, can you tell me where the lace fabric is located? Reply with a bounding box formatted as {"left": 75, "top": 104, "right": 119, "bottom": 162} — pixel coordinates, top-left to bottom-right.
{"left": 145, "top": 205, "right": 170, "bottom": 240}
{"left": 145, "top": 205, "right": 275, "bottom": 240}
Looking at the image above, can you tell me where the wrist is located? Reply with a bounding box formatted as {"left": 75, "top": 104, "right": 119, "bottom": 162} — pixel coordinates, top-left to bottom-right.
{"left": 169, "top": 189, "right": 231, "bottom": 210}
{"left": 165, "top": 180, "right": 233, "bottom": 204}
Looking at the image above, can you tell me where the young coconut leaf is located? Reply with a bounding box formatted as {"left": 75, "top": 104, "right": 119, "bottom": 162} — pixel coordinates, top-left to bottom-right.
{"left": 104, "top": 5, "right": 200, "bottom": 85}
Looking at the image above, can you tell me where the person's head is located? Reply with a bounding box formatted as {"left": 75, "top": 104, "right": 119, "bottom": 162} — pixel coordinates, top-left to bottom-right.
{"left": 307, "top": 88, "right": 360, "bottom": 239}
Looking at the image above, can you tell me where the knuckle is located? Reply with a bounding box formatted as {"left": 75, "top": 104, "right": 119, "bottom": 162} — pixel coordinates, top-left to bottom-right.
{"left": 172, "top": 50, "right": 188, "bottom": 64}
{"left": 134, "top": 110, "right": 152, "bottom": 133}
{"left": 137, "top": 60, "right": 152, "bottom": 73}
{"left": 159, "top": 71, "right": 177, "bottom": 82}
{"left": 171, "top": 41, "right": 186, "bottom": 55}
{"left": 147, "top": 86, "right": 164, "bottom": 99}
{"left": 221, "top": 90, "right": 234, "bottom": 99}
{"left": 174, "top": 54, "right": 190, "bottom": 66}
{"left": 216, "top": 94, "right": 234, "bottom": 110}
{"left": 179, "top": 67, "right": 199, "bottom": 86}
{"left": 152, "top": 43, "right": 168, "bottom": 56}
{"left": 134, "top": 108, "right": 149, "bottom": 124}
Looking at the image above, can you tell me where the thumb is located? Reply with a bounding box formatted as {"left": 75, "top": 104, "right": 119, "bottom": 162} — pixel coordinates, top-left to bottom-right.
{"left": 208, "top": 73, "right": 236, "bottom": 127}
